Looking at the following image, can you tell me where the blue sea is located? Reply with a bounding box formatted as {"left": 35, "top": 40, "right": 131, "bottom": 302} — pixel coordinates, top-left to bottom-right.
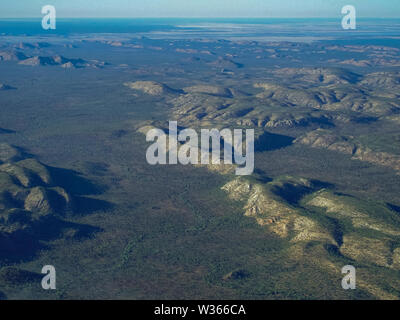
{"left": 0, "top": 18, "right": 399, "bottom": 44}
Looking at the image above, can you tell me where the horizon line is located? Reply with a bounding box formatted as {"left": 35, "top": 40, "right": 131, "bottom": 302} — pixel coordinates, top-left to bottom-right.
{"left": 0, "top": 16, "right": 398, "bottom": 19}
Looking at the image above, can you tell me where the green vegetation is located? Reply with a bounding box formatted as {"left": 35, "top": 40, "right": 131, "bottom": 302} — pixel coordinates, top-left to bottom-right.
{"left": 0, "top": 36, "right": 400, "bottom": 299}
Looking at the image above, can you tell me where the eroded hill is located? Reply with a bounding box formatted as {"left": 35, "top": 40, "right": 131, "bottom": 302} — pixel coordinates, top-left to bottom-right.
{"left": 0, "top": 143, "right": 102, "bottom": 265}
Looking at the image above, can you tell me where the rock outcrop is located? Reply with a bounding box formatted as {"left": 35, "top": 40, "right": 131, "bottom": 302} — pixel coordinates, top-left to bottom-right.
{"left": 124, "top": 81, "right": 182, "bottom": 96}
{"left": 295, "top": 129, "right": 400, "bottom": 173}
{"left": 0, "top": 147, "right": 73, "bottom": 234}
{"left": 18, "top": 55, "right": 105, "bottom": 69}
{"left": 222, "top": 176, "right": 336, "bottom": 244}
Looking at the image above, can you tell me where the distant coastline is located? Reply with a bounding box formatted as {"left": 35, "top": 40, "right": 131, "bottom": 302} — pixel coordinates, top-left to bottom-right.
{"left": 0, "top": 18, "right": 399, "bottom": 43}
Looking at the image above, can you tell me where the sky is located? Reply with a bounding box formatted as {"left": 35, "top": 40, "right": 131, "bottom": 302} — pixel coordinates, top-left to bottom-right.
{"left": 0, "top": 0, "right": 399, "bottom": 18}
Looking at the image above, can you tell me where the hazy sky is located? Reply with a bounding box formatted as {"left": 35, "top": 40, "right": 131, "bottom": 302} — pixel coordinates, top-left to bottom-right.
{"left": 0, "top": 0, "right": 399, "bottom": 18}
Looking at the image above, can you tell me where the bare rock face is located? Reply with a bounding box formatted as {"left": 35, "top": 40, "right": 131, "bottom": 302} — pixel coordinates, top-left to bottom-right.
{"left": 124, "top": 81, "right": 182, "bottom": 96}
{"left": 24, "top": 187, "right": 52, "bottom": 215}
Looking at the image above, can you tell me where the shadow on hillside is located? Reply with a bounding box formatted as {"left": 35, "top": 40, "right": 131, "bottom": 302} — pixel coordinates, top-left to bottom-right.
{"left": 47, "top": 166, "right": 114, "bottom": 215}
{"left": 254, "top": 131, "right": 295, "bottom": 152}
{"left": 387, "top": 203, "right": 400, "bottom": 215}
{"left": 272, "top": 179, "right": 334, "bottom": 205}
{"left": 73, "top": 196, "right": 114, "bottom": 215}
{"left": 0, "top": 128, "right": 16, "bottom": 134}
{"left": 0, "top": 217, "right": 101, "bottom": 264}
{"left": 48, "top": 166, "right": 106, "bottom": 196}
{"left": 0, "top": 163, "right": 110, "bottom": 265}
